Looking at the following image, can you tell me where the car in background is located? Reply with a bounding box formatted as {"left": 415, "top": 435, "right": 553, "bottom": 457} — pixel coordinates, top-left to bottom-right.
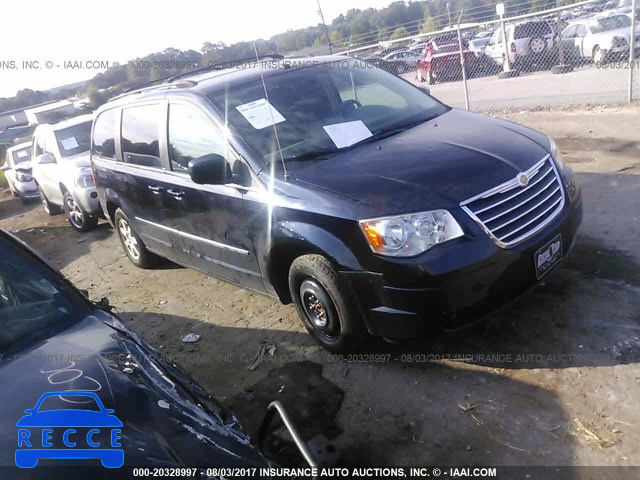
{"left": 1, "top": 142, "right": 38, "bottom": 203}
{"left": 0, "top": 228, "right": 313, "bottom": 473}
{"left": 484, "top": 19, "right": 557, "bottom": 71}
{"left": 467, "top": 37, "right": 502, "bottom": 76}
{"left": 561, "top": 12, "right": 639, "bottom": 63}
{"left": 31, "top": 114, "right": 102, "bottom": 232}
{"left": 417, "top": 43, "right": 476, "bottom": 84}
{"left": 381, "top": 50, "right": 422, "bottom": 74}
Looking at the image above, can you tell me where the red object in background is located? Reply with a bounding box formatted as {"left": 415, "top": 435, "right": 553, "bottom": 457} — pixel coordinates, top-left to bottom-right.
{"left": 417, "top": 42, "right": 476, "bottom": 84}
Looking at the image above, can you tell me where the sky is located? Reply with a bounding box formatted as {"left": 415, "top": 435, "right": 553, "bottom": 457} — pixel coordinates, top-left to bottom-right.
{"left": 0, "top": 0, "right": 395, "bottom": 98}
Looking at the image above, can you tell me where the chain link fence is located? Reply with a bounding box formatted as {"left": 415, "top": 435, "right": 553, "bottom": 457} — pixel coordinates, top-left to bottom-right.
{"left": 333, "top": 0, "right": 639, "bottom": 112}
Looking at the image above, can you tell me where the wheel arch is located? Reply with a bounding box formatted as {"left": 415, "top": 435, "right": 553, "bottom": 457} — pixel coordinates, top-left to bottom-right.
{"left": 266, "top": 222, "right": 364, "bottom": 304}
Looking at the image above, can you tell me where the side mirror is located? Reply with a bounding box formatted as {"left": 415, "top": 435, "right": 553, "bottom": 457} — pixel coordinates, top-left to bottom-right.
{"left": 36, "top": 152, "right": 56, "bottom": 165}
{"left": 417, "top": 84, "right": 431, "bottom": 95}
{"left": 188, "top": 154, "right": 231, "bottom": 185}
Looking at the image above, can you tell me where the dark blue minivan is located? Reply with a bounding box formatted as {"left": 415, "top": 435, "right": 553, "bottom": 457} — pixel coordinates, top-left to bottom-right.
{"left": 91, "top": 56, "right": 582, "bottom": 351}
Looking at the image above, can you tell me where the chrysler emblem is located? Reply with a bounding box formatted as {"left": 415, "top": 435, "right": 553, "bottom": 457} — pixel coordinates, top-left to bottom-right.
{"left": 517, "top": 172, "right": 530, "bottom": 187}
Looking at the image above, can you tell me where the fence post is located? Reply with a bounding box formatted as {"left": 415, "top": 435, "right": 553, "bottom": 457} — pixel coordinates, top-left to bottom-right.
{"left": 456, "top": 10, "right": 470, "bottom": 111}
{"left": 629, "top": 0, "right": 637, "bottom": 102}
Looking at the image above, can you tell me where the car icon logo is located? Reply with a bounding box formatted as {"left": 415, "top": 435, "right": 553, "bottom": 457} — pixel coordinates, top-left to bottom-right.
{"left": 15, "top": 391, "right": 124, "bottom": 468}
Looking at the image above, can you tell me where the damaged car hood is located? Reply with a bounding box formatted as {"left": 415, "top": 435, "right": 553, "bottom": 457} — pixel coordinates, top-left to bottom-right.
{"left": 0, "top": 309, "right": 269, "bottom": 470}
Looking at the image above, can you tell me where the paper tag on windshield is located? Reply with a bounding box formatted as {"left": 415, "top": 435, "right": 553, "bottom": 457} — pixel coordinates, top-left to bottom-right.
{"left": 60, "top": 137, "right": 79, "bottom": 150}
{"left": 16, "top": 150, "right": 28, "bottom": 158}
{"left": 323, "top": 121, "right": 372, "bottom": 148}
{"left": 236, "top": 98, "right": 286, "bottom": 130}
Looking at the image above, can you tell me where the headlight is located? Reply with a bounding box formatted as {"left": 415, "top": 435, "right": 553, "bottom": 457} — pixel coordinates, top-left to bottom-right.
{"left": 548, "top": 137, "right": 565, "bottom": 169}
{"left": 359, "top": 210, "right": 464, "bottom": 257}
{"left": 76, "top": 168, "right": 95, "bottom": 188}
{"left": 16, "top": 171, "right": 33, "bottom": 182}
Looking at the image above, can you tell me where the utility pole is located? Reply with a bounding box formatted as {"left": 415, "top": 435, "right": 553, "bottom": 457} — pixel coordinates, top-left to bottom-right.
{"left": 447, "top": 3, "right": 452, "bottom": 28}
{"left": 317, "top": 0, "right": 333, "bottom": 54}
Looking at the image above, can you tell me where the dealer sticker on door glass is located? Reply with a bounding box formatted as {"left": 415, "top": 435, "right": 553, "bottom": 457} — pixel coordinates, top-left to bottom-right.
{"left": 534, "top": 234, "right": 562, "bottom": 279}
{"left": 236, "top": 98, "right": 286, "bottom": 129}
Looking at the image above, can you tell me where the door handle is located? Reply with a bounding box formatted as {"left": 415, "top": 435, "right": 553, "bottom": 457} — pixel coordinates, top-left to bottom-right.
{"left": 148, "top": 185, "right": 163, "bottom": 194}
{"left": 167, "top": 188, "right": 185, "bottom": 199}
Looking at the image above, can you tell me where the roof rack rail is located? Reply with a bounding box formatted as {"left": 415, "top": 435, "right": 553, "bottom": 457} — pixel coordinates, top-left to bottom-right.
{"left": 166, "top": 54, "right": 285, "bottom": 82}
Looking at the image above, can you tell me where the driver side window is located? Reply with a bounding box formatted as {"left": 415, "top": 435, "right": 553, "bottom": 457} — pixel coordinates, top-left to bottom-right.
{"left": 168, "top": 103, "right": 228, "bottom": 173}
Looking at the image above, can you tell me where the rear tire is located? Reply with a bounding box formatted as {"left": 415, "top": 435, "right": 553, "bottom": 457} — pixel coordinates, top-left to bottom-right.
{"left": 114, "top": 208, "right": 161, "bottom": 268}
{"left": 38, "top": 186, "right": 62, "bottom": 216}
{"left": 288, "top": 254, "right": 366, "bottom": 352}
{"left": 64, "top": 191, "right": 97, "bottom": 232}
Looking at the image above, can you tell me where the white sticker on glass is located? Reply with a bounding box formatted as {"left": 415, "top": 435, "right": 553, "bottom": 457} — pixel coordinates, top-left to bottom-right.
{"left": 323, "top": 121, "right": 372, "bottom": 149}
{"left": 236, "top": 98, "right": 286, "bottom": 130}
{"left": 60, "top": 137, "right": 79, "bottom": 150}
{"left": 16, "top": 150, "right": 28, "bottom": 158}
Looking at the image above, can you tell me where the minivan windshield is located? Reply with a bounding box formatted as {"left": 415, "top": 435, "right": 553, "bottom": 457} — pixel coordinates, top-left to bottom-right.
{"left": 12, "top": 146, "right": 32, "bottom": 165}
{"left": 207, "top": 59, "right": 448, "bottom": 165}
{"left": 54, "top": 121, "right": 92, "bottom": 158}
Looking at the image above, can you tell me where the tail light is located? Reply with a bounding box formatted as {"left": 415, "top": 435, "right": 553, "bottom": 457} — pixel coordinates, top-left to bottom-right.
{"left": 510, "top": 42, "right": 516, "bottom": 53}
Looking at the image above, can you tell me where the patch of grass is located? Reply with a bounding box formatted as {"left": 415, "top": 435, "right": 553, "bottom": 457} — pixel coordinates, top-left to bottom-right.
{"left": 0, "top": 168, "right": 6, "bottom": 187}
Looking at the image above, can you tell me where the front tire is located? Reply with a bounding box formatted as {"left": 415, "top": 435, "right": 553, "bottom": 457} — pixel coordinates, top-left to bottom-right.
{"left": 288, "top": 254, "right": 366, "bottom": 352}
{"left": 114, "top": 208, "right": 160, "bottom": 268}
{"left": 64, "top": 191, "right": 97, "bottom": 232}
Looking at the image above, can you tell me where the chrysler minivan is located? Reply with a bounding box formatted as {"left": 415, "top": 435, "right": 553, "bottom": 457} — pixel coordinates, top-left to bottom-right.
{"left": 91, "top": 56, "right": 582, "bottom": 351}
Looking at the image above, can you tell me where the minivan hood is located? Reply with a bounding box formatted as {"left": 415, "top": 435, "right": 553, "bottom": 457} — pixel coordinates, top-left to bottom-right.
{"left": 289, "top": 109, "right": 551, "bottom": 215}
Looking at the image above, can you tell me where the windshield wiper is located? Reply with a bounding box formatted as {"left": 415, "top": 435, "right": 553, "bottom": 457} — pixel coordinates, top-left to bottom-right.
{"left": 346, "top": 116, "right": 436, "bottom": 149}
{"left": 280, "top": 148, "right": 338, "bottom": 163}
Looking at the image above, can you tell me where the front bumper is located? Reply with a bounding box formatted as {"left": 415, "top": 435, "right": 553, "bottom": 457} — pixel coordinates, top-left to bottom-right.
{"left": 342, "top": 188, "right": 583, "bottom": 339}
{"left": 74, "top": 186, "right": 101, "bottom": 215}
{"left": 14, "top": 180, "right": 39, "bottom": 197}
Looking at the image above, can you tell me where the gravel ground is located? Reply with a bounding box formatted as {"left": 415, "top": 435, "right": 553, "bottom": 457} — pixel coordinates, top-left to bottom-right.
{"left": 0, "top": 105, "right": 638, "bottom": 475}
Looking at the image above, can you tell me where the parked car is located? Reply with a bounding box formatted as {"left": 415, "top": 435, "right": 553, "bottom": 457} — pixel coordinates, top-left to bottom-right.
{"left": 1, "top": 142, "right": 38, "bottom": 203}
{"left": 31, "top": 114, "right": 102, "bottom": 232}
{"left": 484, "top": 19, "right": 557, "bottom": 70}
{"left": 0, "top": 228, "right": 312, "bottom": 473}
{"left": 417, "top": 43, "right": 476, "bottom": 84}
{"left": 91, "top": 56, "right": 582, "bottom": 352}
{"left": 562, "top": 12, "right": 640, "bottom": 63}
{"left": 382, "top": 50, "right": 422, "bottom": 74}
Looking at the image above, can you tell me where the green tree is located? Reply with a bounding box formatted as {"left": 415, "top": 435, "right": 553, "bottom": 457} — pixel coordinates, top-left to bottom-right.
{"left": 87, "top": 85, "right": 107, "bottom": 109}
{"left": 390, "top": 26, "right": 409, "bottom": 40}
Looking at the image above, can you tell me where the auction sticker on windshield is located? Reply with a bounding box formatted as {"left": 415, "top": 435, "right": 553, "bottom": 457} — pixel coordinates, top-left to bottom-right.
{"left": 236, "top": 98, "right": 286, "bottom": 129}
{"left": 60, "top": 137, "right": 79, "bottom": 151}
{"left": 534, "top": 234, "right": 562, "bottom": 279}
{"left": 323, "top": 120, "right": 372, "bottom": 148}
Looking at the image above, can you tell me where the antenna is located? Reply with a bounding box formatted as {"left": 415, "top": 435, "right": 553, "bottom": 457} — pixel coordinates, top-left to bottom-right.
{"left": 253, "top": 43, "right": 289, "bottom": 181}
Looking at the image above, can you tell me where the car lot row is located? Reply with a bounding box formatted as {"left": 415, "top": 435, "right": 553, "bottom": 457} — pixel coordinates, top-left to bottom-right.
{"left": 360, "top": 5, "right": 639, "bottom": 85}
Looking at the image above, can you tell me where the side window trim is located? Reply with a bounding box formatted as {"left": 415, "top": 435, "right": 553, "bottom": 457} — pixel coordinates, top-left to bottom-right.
{"left": 119, "top": 100, "right": 169, "bottom": 170}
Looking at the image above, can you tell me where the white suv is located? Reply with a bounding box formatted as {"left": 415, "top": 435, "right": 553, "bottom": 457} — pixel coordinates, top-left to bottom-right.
{"left": 485, "top": 20, "right": 557, "bottom": 70}
{"left": 31, "top": 114, "right": 101, "bottom": 232}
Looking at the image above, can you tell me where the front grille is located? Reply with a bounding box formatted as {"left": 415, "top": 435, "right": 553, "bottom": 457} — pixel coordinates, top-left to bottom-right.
{"left": 460, "top": 156, "right": 565, "bottom": 248}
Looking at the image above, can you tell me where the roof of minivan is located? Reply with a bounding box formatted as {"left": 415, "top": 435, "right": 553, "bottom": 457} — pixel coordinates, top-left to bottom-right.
{"left": 103, "top": 56, "right": 351, "bottom": 109}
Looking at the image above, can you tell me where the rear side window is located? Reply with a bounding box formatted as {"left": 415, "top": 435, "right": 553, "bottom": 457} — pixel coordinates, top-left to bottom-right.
{"left": 121, "top": 104, "right": 163, "bottom": 168}
{"left": 92, "top": 109, "right": 119, "bottom": 160}
{"left": 167, "top": 103, "right": 227, "bottom": 172}
{"left": 514, "top": 22, "right": 552, "bottom": 39}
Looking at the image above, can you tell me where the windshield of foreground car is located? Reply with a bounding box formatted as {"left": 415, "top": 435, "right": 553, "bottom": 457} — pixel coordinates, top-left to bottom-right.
{"left": 207, "top": 60, "right": 448, "bottom": 165}
{"left": 589, "top": 15, "right": 631, "bottom": 33}
{"left": 0, "top": 235, "right": 92, "bottom": 353}
{"left": 12, "top": 146, "right": 32, "bottom": 165}
{"left": 54, "top": 121, "right": 92, "bottom": 158}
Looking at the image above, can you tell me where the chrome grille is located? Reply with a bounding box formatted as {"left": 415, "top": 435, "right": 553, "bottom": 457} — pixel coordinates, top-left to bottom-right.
{"left": 460, "top": 155, "right": 565, "bottom": 248}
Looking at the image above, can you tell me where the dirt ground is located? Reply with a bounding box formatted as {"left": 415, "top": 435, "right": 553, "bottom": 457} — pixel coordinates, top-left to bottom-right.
{"left": 1, "top": 105, "right": 639, "bottom": 475}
